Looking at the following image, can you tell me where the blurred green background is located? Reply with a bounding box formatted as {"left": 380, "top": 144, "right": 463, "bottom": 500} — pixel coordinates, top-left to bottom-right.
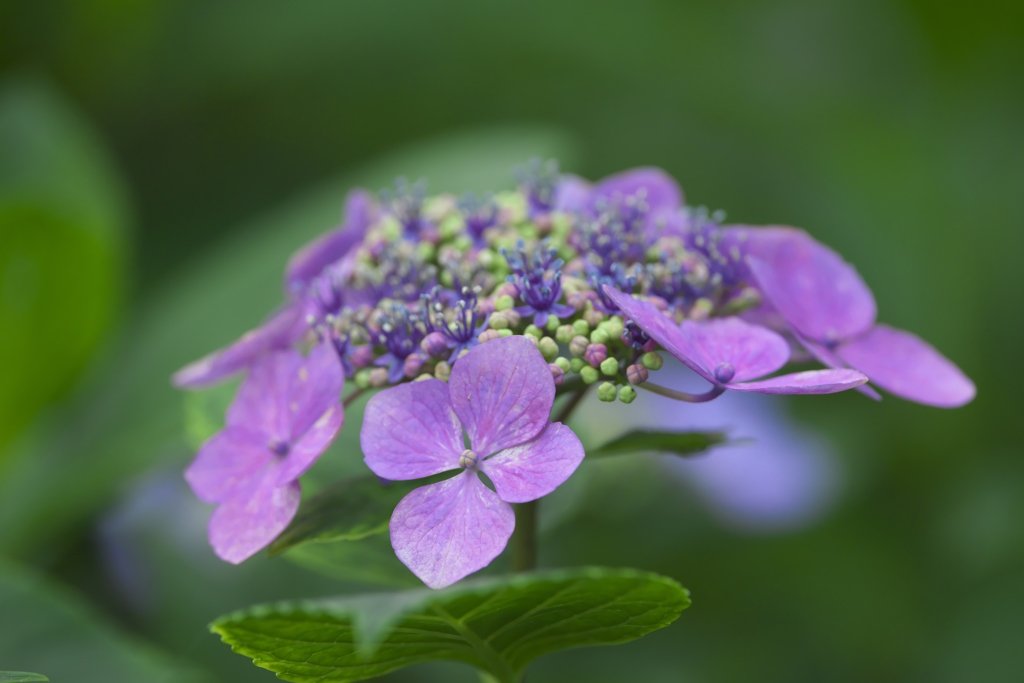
{"left": 1, "top": 0, "right": 1022, "bottom": 681}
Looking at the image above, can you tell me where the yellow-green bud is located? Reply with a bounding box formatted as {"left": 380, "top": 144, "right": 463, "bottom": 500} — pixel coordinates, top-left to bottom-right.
{"left": 689, "top": 297, "right": 713, "bottom": 321}
{"left": 618, "top": 385, "right": 637, "bottom": 404}
{"left": 554, "top": 357, "right": 571, "bottom": 373}
{"left": 525, "top": 324, "right": 543, "bottom": 339}
{"left": 477, "top": 248, "right": 496, "bottom": 268}
{"left": 354, "top": 368, "right": 372, "bottom": 389}
{"left": 434, "top": 361, "right": 451, "bottom": 382}
{"left": 497, "top": 329, "right": 514, "bottom": 338}
{"left": 494, "top": 294, "right": 515, "bottom": 311}
{"left": 600, "top": 357, "right": 620, "bottom": 376}
{"left": 489, "top": 313, "right": 509, "bottom": 330}
{"left": 569, "top": 357, "right": 586, "bottom": 373}
{"left": 538, "top": 337, "right": 559, "bottom": 361}
{"left": 545, "top": 315, "right": 561, "bottom": 332}
{"left": 569, "top": 336, "right": 589, "bottom": 356}
{"left": 414, "top": 373, "right": 434, "bottom": 382}
{"left": 602, "top": 316, "right": 625, "bottom": 341}
{"left": 641, "top": 351, "right": 664, "bottom": 370}
{"left": 580, "top": 366, "right": 599, "bottom": 384}
{"left": 597, "top": 382, "right": 617, "bottom": 402}
{"left": 590, "top": 328, "right": 610, "bottom": 345}
{"left": 572, "top": 319, "right": 590, "bottom": 336}
{"left": 556, "top": 325, "right": 575, "bottom": 344}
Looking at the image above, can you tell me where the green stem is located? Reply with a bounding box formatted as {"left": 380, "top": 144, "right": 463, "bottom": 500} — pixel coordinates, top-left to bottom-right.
{"left": 509, "top": 387, "right": 589, "bottom": 574}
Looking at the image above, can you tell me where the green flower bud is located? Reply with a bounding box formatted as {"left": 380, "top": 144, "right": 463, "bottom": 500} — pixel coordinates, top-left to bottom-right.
{"left": 368, "top": 367, "right": 389, "bottom": 388}
{"left": 618, "top": 385, "right": 637, "bottom": 404}
{"left": 602, "top": 316, "right": 625, "bottom": 341}
{"left": 569, "top": 335, "right": 589, "bottom": 356}
{"left": 414, "top": 373, "right": 434, "bottom": 382}
{"left": 545, "top": 315, "right": 561, "bottom": 332}
{"left": 477, "top": 248, "right": 496, "bottom": 268}
{"left": 590, "top": 328, "right": 610, "bottom": 345}
{"left": 525, "top": 324, "right": 543, "bottom": 339}
{"left": 580, "top": 366, "right": 599, "bottom": 384}
{"left": 556, "top": 324, "right": 575, "bottom": 344}
{"left": 583, "top": 308, "right": 605, "bottom": 327}
{"left": 497, "top": 329, "right": 514, "bottom": 338}
{"left": 354, "top": 368, "right": 372, "bottom": 389}
{"left": 641, "top": 351, "right": 664, "bottom": 371}
{"left": 689, "top": 297, "right": 713, "bottom": 321}
{"left": 554, "top": 356, "right": 571, "bottom": 373}
{"left": 597, "top": 382, "right": 617, "bottom": 402}
{"left": 572, "top": 319, "right": 590, "bottom": 336}
{"left": 489, "top": 313, "right": 509, "bottom": 330}
{"left": 600, "top": 357, "right": 620, "bottom": 376}
{"left": 569, "top": 357, "right": 586, "bottom": 373}
{"left": 494, "top": 294, "right": 515, "bottom": 312}
{"left": 538, "top": 336, "right": 559, "bottom": 361}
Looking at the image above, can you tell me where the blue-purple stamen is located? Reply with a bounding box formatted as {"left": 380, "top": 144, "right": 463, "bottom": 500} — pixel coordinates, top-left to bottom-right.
{"left": 426, "top": 285, "right": 488, "bottom": 361}
{"left": 503, "top": 240, "right": 573, "bottom": 326}
{"left": 458, "top": 193, "right": 498, "bottom": 246}
{"left": 374, "top": 304, "right": 427, "bottom": 383}
{"left": 381, "top": 177, "right": 428, "bottom": 238}
{"left": 515, "top": 158, "right": 560, "bottom": 216}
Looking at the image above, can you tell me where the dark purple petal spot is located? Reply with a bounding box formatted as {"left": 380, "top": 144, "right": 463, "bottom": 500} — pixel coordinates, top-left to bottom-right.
{"left": 268, "top": 439, "right": 291, "bottom": 458}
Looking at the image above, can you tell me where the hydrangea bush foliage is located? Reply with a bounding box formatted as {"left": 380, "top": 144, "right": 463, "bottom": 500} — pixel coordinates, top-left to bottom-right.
{"left": 174, "top": 162, "right": 974, "bottom": 681}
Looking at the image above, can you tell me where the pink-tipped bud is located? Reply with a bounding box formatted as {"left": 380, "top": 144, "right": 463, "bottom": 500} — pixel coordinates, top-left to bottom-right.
{"left": 421, "top": 331, "right": 450, "bottom": 358}
{"left": 478, "top": 329, "right": 502, "bottom": 343}
{"left": 493, "top": 281, "right": 519, "bottom": 299}
{"left": 567, "top": 291, "right": 591, "bottom": 311}
{"left": 626, "top": 363, "right": 649, "bottom": 385}
{"left": 349, "top": 345, "right": 374, "bottom": 368}
{"left": 583, "top": 308, "right": 605, "bottom": 326}
{"left": 404, "top": 353, "right": 425, "bottom": 378}
{"left": 584, "top": 343, "right": 608, "bottom": 368}
{"left": 569, "top": 335, "right": 590, "bottom": 357}
{"left": 548, "top": 363, "right": 565, "bottom": 386}
{"left": 502, "top": 309, "right": 522, "bottom": 328}
{"left": 368, "top": 367, "right": 389, "bottom": 388}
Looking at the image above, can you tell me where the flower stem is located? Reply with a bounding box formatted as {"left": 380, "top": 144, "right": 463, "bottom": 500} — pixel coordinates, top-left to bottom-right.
{"left": 637, "top": 381, "right": 725, "bottom": 403}
{"left": 510, "top": 387, "right": 589, "bottom": 574}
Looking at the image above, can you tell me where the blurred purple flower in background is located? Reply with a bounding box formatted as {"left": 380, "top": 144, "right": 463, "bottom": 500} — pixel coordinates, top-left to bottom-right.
{"left": 361, "top": 336, "right": 584, "bottom": 588}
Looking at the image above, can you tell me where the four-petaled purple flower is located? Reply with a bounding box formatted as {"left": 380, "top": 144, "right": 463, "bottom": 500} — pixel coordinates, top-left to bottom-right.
{"left": 185, "top": 341, "right": 344, "bottom": 563}
{"left": 734, "top": 227, "right": 976, "bottom": 407}
{"left": 603, "top": 287, "right": 869, "bottom": 397}
{"left": 360, "top": 335, "right": 585, "bottom": 589}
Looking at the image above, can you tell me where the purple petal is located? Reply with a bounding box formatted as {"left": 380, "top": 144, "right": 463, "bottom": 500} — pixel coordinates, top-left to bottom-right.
{"left": 284, "top": 189, "right": 372, "bottom": 293}
{"left": 275, "top": 403, "right": 344, "bottom": 484}
{"left": 226, "top": 349, "right": 302, "bottom": 441}
{"left": 208, "top": 475, "right": 301, "bottom": 564}
{"left": 448, "top": 335, "right": 554, "bottom": 456}
{"left": 482, "top": 422, "right": 584, "bottom": 503}
{"left": 390, "top": 471, "right": 514, "bottom": 589}
{"left": 676, "top": 317, "right": 791, "bottom": 383}
{"left": 798, "top": 334, "right": 883, "bottom": 401}
{"left": 171, "top": 304, "right": 306, "bottom": 388}
{"left": 592, "top": 167, "right": 683, "bottom": 212}
{"left": 601, "top": 287, "right": 715, "bottom": 383}
{"left": 185, "top": 426, "right": 271, "bottom": 504}
{"left": 835, "top": 324, "right": 975, "bottom": 407}
{"left": 551, "top": 303, "right": 577, "bottom": 318}
{"left": 553, "top": 174, "right": 592, "bottom": 213}
{"left": 285, "top": 341, "right": 344, "bottom": 442}
{"left": 728, "top": 369, "right": 868, "bottom": 394}
{"left": 744, "top": 229, "right": 876, "bottom": 344}
{"left": 361, "top": 379, "right": 464, "bottom": 480}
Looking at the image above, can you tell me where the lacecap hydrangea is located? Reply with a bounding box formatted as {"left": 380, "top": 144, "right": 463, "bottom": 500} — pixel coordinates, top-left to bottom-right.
{"left": 173, "top": 162, "right": 975, "bottom": 588}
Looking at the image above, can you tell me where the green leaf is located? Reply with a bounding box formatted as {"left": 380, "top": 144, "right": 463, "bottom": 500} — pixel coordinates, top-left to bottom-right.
{"left": 282, "top": 534, "right": 421, "bottom": 588}
{"left": 0, "top": 561, "right": 212, "bottom": 683}
{"left": 0, "top": 673, "right": 49, "bottom": 682}
{"left": 0, "top": 77, "right": 130, "bottom": 463}
{"left": 269, "top": 475, "right": 417, "bottom": 555}
{"left": 587, "top": 429, "right": 729, "bottom": 459}
{"left": 0, "top": 125, "right": 577, "bottom": 559}
{"left": 211, "top": 567, "right": 690, "bottom": 683}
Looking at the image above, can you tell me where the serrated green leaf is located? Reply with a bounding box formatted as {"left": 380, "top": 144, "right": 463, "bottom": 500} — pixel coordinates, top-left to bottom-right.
{"left": 211, "top": 567, "right": 690, "bottom": 683}
{"left": 0, "top": 673, "right": 49, "bottom": 682}
{"left": 588, "top": 429, "right": 729, "bottom": 459}
{"left": 269, "top": 475, "right": 418, "bottom": 555}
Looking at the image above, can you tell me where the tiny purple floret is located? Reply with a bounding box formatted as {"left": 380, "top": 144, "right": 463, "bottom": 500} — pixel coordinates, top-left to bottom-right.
{"left": 360, "top": 335, "right": 584, "bottom": 589}
{"left": 603, "top": 287, "right": 869, "bottom": 395}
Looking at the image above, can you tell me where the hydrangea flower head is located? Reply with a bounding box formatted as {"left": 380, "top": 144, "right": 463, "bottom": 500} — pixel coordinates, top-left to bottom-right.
{"left": 185, "top": 341, "right": 344, "bottom": 563}
{"left": 360, "top": 335, "right": 584, "bottom": 588}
